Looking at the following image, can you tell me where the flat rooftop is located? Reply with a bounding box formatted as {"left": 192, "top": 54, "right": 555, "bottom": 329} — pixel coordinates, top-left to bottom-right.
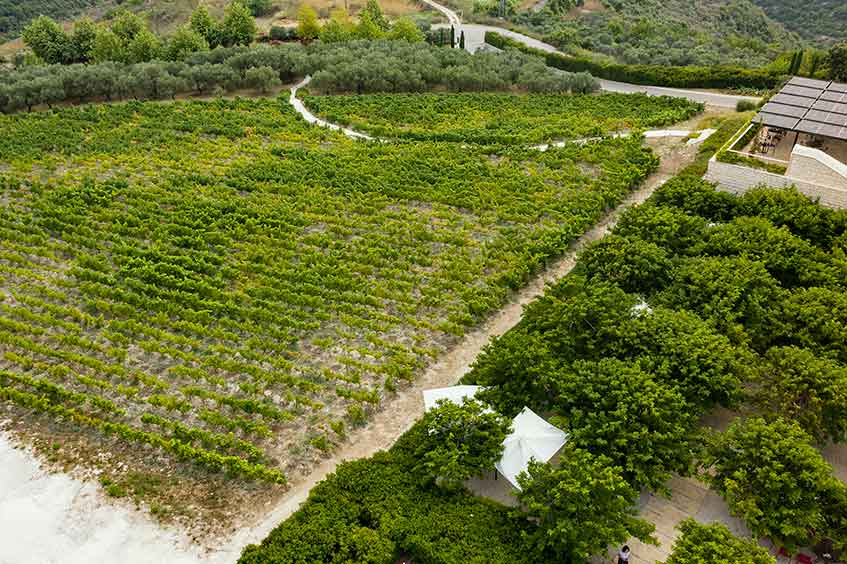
{"left": 756, "top": 76, "right": 847, "bottom": 141}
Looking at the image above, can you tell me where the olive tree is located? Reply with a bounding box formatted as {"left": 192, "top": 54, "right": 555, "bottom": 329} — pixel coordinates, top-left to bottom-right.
{"left": 244, "top": 65, "right": 281, "bottom": 93}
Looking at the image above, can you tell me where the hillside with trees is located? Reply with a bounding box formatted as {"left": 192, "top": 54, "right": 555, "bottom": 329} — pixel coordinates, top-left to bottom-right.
{"left": 0, "top": 0, "right": 100, "bottom": 42}
{"left": 751, "top": 0, "right": 847, "bottom": 44}
{"left": 506, "top": 0, "right": 800, "bottom": 68}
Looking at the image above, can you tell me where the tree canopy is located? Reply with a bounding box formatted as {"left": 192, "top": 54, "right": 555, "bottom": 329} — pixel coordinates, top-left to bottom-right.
{"left": 550, "top": 358, "right": 699, "bottom": 491}
{"left": 22, "top": 3, "right": 256, "bottom": 66}
{"left": 661, "top": 519, "right": 775, "bottom": 564}
{"left": 753, "top": 346, "right": 847, "bottom": 443}
{"left": 703, "top": 417, "right": 846, "bottom": 549}
{"left": 414, "top": 399, "right": 511, "bottom": 487}
{"left": 516, "top": 450, "right": 655, "bottom": 561}
{"left": 296, "top": 5, "right": 320, "bottom": 42}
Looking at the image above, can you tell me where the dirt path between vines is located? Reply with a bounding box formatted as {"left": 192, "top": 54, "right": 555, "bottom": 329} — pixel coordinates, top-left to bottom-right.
{"left": 216, "top": 135, "right": 700, "bottom": 559}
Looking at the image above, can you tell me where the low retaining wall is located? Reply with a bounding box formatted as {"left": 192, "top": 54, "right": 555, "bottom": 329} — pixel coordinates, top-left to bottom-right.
{"left": 705, "top": 156, "right": 847, "bottom": 209}
{"left": 787, "top": 145, "right": 847, "bottom": 191}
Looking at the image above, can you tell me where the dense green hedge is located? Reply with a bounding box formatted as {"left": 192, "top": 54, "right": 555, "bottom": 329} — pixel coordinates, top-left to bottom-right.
{"left": 466, "top": 174, "right": 847, "bottom": 549}
{"left": 238, "top": 424, "right": 548, "bottom": 564}
{"left": 485, "top": 32, "right": 785, "bottom": 90}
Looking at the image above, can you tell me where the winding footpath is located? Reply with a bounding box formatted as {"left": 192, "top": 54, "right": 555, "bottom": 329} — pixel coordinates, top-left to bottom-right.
{"left": 424, "top": 0, "right": 761, "bottom": 109}
{"left": 289, "top": 77, "right": 374, "bottom": 140}
{"left": 288, "top": 77, "right": 717, "bottom": 146}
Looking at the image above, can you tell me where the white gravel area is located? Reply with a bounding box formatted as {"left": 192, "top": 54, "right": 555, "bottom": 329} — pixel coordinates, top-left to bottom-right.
{"left": 0, "top": 432, "right": 225, "bottom": 564}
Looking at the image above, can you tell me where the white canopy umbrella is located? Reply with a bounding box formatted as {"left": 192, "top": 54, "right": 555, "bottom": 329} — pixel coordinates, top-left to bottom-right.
{"left": 495, "top": 407, "right": 568, "bottom": 490}
{"left": 422, "top": 385, "right": 485, "bottom": 411}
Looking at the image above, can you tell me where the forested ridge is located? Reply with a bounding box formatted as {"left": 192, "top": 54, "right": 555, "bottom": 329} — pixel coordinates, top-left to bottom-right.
{"left": 0, "top": 0, "right": 101, "bottom": 41}
{"left": 751, "top": 0, "right": 847, "bottom": 44}
{"left": 509, "top": 0, "right": 800, "bottom": 68}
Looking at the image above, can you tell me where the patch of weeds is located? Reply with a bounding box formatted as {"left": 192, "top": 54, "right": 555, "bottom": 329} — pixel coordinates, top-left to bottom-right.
{"left": 312, "top": 336, "right": 334, "bottom": 348}
{"left": 150, "top": 503, "right": 170, "bottom": 518}
{"left": 384, "top": 376, "right": 397, "bottom": 394}
{"left": 123, "top": 471, "right": 164, "bottom": 499}
{"left": 100, "top": 476, "right": 127, "bottom": 498}
{"left": 330, "top": 420, "right": 346, "bottom": 438}
{"left": 347, "top": 404, "right": 367, "bottom": 427}
{"left": 310, "top": 435, "right": 331, "bottom": 453}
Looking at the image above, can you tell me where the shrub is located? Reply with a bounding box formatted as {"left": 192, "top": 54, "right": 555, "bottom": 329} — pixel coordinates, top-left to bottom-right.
{"left": 703, "top": 417, "right": 846, "bottom": 550}
{"left": 736, "top": 99, "right": 758, "bottom": 112}
{"left": 662, "top": 519, "right": 774, "bottom": 564}
{"left": 414, "top": 399, "right": 511, "bottom": 487}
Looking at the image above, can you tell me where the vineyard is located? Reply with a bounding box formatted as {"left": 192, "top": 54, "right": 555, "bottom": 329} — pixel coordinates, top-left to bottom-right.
{"left": 0, "top": 93, "right": 660, "bottom": 517}
{"left": 300, "top": 92, "right": 702, "bottom": 144}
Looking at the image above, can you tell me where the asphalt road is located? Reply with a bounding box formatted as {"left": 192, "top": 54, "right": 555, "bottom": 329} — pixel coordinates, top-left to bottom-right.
{"left": 428, "top": 15, "right": 763, "bottom": 109}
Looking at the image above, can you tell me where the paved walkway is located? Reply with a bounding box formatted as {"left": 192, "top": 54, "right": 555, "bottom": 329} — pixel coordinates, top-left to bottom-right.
{"left": 289, "top": 77, "right": 374, "bottom": 140}
{"left": 619, "top": 476, "right": 751, "bottom": 563}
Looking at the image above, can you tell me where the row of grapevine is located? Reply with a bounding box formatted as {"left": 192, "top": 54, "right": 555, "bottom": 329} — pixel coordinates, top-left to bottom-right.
{"left": 0, "top": 93, "right": 658, "bottom": 488}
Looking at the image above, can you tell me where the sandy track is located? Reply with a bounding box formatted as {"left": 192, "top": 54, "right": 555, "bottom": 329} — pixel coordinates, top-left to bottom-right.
{"left": 0, "top": 430, "right": 217, "bottom": 564}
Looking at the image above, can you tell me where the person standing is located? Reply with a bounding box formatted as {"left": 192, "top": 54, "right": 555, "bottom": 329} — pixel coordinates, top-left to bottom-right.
{"left": 617, "top": 545, "right": 631, "bottom": 564}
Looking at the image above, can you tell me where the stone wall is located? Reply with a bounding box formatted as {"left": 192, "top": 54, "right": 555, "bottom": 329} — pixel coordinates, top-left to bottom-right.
{"left": 787, "top": 145, "right": 847, "bottom": 191}
{"left": 705, "top": 156, "right": 847, "bottom": 209}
